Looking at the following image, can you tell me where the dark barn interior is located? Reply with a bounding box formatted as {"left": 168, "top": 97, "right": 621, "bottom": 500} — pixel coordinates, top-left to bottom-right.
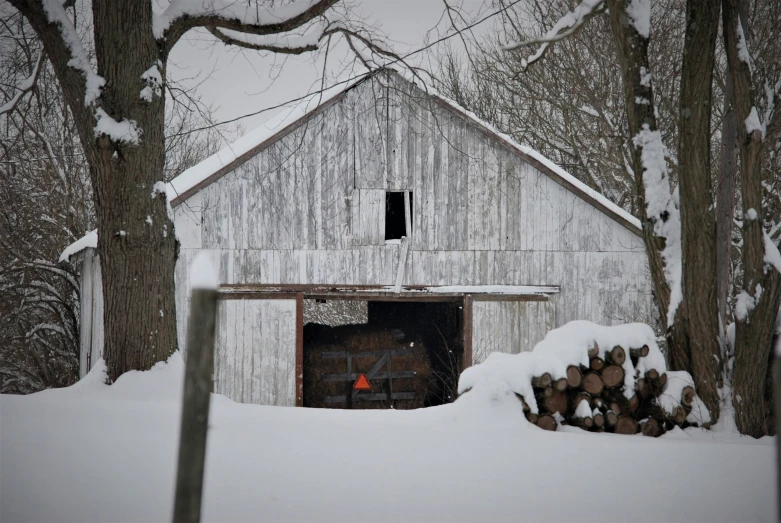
{"left": 303, "top": 300, "right": 463, "bottom": 409}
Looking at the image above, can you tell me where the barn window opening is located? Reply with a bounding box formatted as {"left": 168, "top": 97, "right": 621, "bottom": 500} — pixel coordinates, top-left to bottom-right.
{"left": 385, "top": 191, "right": 412, "bottom": 241}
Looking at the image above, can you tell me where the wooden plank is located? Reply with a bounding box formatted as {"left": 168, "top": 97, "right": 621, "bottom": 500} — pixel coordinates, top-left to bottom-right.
{"left": 463, "top": 294, "right": 473, "bottom": 369}
{"left": 322, "top": 349, "right": 414, "bottom": 359}
{"left": 321, "top": 371, "right": 417, "bottom": 382}
{"left": 393, "top": 237, "right": 410, "bottom": 292}
{"left": 352, "top": 79, "right": 387, "bottom": 189}
{"left": 79, "top": 249, "right": 94, "bottom": 377}
{"left": 350, "top": 189, "right": 385, "bottom": 245}
{"left": 91, "top": 258, "right": 104, "bottom": 369}
{"left": 296, "top": 293, "right": 304, "bottom": 407}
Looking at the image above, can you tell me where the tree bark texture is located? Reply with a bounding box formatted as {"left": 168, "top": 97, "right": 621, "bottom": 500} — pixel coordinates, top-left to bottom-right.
{"left": 722, "top": 0, "right": 781, "bottom": 437}
{"left": 676, "top": 0, "right": 722, "bottom": 424}
{"left": 92, "top": 0, "right": 179, "bottom": 381}
{"left": 606, "top": 0, "right": 690, "bottom": 372}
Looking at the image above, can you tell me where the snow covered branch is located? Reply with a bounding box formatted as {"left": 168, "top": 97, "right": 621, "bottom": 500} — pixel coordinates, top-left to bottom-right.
{"left": 157, "top": 0, "right": 340, "bottom": 53}
{"left": 206, "top": 25, "right": 321, "bottom": 54}
{"left": 38, "top": 0, "right": 104, "bottom": 105}
{"left": 503, "top": 0, "right": 605, "bottom": 70}
{"left": 0, "top": 52, "right": 44, "bottom": 116}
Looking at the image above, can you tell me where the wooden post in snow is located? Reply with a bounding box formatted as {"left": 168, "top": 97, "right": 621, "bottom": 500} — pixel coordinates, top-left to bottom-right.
{"left": 173, "top": 253, "right": 218, "bottom": 523}
{"left": 393, "top": 191, "right": 413, "bottom": 295}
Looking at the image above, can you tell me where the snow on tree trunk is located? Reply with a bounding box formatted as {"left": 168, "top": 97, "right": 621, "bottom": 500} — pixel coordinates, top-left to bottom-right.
{"left": 91, "top": 0, "right": 178, "bottom": 381}
{"left": 722, "top": 0, "right": 781, "bottom": 438}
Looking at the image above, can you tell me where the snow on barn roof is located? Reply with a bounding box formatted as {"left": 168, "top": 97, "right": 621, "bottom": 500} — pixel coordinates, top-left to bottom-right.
{"left": 60, "top": 70, "right": 641, "bottom": 262}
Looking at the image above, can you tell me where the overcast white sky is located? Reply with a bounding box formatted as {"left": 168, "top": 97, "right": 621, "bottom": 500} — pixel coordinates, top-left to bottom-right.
{"left": 167, "top": 0, "right": 491, "bottom": 137}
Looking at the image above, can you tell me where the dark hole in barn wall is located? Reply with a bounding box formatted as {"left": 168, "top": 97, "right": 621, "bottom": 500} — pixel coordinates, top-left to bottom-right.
{"left": 303, "top": 300, "right": 462, "bottom": 410}
{"left": 385, "top": 191, "right": 412, "bottom": 240}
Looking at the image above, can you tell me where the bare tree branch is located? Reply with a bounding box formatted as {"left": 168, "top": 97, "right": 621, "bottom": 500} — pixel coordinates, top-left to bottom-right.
{"left": 0, "top": 50, "right": 44, "bottom": 115}
{"left": 503, "top": 0, "right": 606, "bottom": 70}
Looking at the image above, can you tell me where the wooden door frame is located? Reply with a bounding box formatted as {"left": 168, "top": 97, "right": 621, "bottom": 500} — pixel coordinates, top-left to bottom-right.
{"left": 218, "top": 287, "right": 550, "bottom": 407}
{"left": 294, "top": 294, "right": 475, "bottom": 407}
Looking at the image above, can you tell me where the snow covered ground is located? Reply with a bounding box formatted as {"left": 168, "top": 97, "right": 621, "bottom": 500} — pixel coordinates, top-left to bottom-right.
{"left": 1, "top": 354, "right": 775, "bottom": 523}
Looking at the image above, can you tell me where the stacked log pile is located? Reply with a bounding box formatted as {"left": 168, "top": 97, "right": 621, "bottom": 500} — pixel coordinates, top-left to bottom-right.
{"left": 518, "top": 343, "right": 700, "bottom": 437}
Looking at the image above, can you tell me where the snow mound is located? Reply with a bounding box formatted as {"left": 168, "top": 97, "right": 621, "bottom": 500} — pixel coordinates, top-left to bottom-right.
{"left": 40, "top": 352, "right": 184, "bottom": 402}
{"left": 459, "top": 352, "right": 542, "bottom": 415}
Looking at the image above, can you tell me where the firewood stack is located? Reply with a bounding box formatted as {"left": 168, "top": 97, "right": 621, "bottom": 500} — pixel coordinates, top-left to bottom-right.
{"left": 518, "top": 343, "right": 699, "bottom": 437}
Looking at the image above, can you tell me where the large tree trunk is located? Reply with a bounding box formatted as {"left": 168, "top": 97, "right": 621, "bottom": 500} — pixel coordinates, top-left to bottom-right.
{"left": 606, "top": 0, "right": 690, "bottom": 372}
{"left": 723, "top": 0, "right": 781, "bottom": 437}
{"left": 92, "top": 0, "right": 178, "bottom": 381}
{"left": 676, "top": 0, "right": 722, "bottom": 423}
{"left": 722, "top": 0, "right": 781, "bottom": 437}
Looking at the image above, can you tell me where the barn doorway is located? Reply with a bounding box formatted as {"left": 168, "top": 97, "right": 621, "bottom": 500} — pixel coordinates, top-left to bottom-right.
{"left": 302, "top": 300, "right": 463, "bottom": 409}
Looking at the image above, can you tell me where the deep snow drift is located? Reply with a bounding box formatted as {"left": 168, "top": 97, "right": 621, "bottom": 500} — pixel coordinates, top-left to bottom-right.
{"left": 1, "top": 351, "right": 775, "bottom": 523}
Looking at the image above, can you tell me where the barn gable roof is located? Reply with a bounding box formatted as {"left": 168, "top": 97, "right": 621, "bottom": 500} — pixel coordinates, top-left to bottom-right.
{"left": 60, "top": 70, "right": 641, "bottom": 262}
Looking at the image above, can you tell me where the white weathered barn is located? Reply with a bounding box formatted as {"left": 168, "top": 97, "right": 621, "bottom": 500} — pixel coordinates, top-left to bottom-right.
{"left": 64, "top": 71, "right": 654, "bottom": 409}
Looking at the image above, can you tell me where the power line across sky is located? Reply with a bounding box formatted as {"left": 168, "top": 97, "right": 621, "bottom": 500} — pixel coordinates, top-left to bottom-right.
{"left": 167, "top": 0, "right": 518, "bottom": 139}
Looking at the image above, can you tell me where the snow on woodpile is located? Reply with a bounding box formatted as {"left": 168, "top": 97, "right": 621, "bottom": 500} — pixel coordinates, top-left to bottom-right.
{"left": 458, "top": 320, "right": 709, "bottom": 436}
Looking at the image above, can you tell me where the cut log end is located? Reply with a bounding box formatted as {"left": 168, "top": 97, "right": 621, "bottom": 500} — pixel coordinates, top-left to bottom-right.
{"left": 588, "top": 342, "right": 599, "bottom": 359}
{"left": 640, "top": 418, "right": 662, "bottom": 437}
{"left": 532, "top": 372, "right": 553, "bottom": 389}
{"left": 536, "top": 414, "right": 557, "bottom": 431}
{"left": 615, "top": 416, "right": 638, "bottom": 435}
{"left": 607, "top": 346, "right": 626, "bottom": 366}
{"left": 630, "top": 345, "right": 650, "bottom": 359}
{"left": 543, "top": 389, "right": 568, "bottom": 415}
{"left": 566, "top": 365, "right": 583, "bottom": 388}
{"left": 605, "top": 410, "right": 618, "bottom": 427}
{"left": 645, "top": 368, "right": 660, "bottom": 380}
{"left": 555, "top": 377, "right": 568, "bottom": 392}
{"left": 601, "top": 364, "right": 625, "bottom": 389}
{"left": 582, "top": 372, "right": 605, "bottom": 396}
{"left": 589, "top": 356, "right": 606, "bottom": 371}
{"left": 681, "top": 386, "right": 696, "bottom": 408}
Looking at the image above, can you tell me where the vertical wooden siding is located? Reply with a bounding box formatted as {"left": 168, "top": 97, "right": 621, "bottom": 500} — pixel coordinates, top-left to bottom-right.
{"left": 214, "top": 299, "right": 297, "bottom": 406}
{"left": 472, "top": 300, "right": 556, "bottom": 364}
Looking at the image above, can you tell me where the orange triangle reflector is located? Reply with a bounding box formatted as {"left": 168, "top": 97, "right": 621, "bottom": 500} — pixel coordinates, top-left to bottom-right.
{"left": 353, "top": 373, "right": 372, "bottom": 391}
